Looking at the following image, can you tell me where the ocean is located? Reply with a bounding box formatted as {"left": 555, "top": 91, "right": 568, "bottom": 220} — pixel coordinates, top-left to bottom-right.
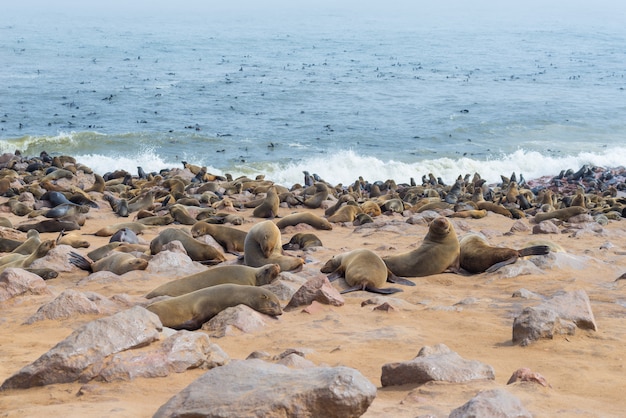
{"left": 1, "top": 3, "right": 625, "bottom": 187}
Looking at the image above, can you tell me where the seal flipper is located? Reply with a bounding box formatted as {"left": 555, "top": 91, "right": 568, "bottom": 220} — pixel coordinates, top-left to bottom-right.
{"left": 176, "top": 317, "right": 204, "bottom": 331}
{"left": 485, "top": 256, "right": 519, "bottom": 273}
{"left": 386, "top": 270, "right": 415, "bottom": 286}
{"left": 68, "top": 251, "right": 93, "bottom": 272}
{"left": 326, "top": 270, "right": 343, "bottom": 282}
{"left": 518, "top": 245, "right": 551, "bottom": 257}
{"left": 340, "top": 285, "right": 403, "bottom": 295}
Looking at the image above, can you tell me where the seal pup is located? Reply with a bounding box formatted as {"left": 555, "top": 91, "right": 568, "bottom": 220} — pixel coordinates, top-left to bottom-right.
{"left": 190, "top": 221, "right": 247, "bottom": 254}
{"left": 145, "top": 263, "right": 281, "bottom": 298}
{"left": 282, "top": 232, "right": 323, "bottom": 251}
{"left": 321, "top": 249, "right": 413, "bottom": 294}
{"left": 383, "top": 217, "right": 460, "bottom": 277}
{"left": 459, "top": 233, "right": 551, "bottom": 273}
{"left": 145, "top": 284, "right": 282, "bottom": 330}
{"left": 0, "top": 240, "right": 56, "bottom": 270}
{"left": 150, "top": 227, "right": 226, "bottom": 264}
{"left": 243, "top": 220, "right": 304, "bottom": 272}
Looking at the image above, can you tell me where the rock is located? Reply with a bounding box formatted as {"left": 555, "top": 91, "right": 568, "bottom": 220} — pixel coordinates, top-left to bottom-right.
{"left": 84, "top": 330, "right": 228, "bottom": 382}
{"left": 509, "top": 219, "right": 531, "bottom": 233}
{"left": 449, "top": 388, "right": 532, "bottom": 418}
{"left": 263, "top": 271, "right": 307, "bottom": 301}
{"left": 507, "top": 367, "right": 551, "bottom": 387}
{"left": 29, "top": 244, "right": 75, "bottom": 272}
{"left": 153, "top": 359, "right": 376, "bottom": 418}
{"left": 490, "top": 259, "right": 544, "bottom": 278}
{"left": 532, "top": 221, "right": 560, "bottom": 234}
{"left": 24, "top": 289, "right": 101, "bottom": 324}
{"left": 146, "top": 249, "right": 206, "bottom": 275}
{"left": 202, "top": 304, "right": 278, "bottom": 338}
{"left": 276, "top": 353, "right": 317, "bottom": 369}
{"left": 511, "top": 288, "right": 543, "bottom": 300}
{"left": 284, "top": 275, "right": 345, "bottom": 311}
{"left": 0, "top": 268, "right": 51, "bottom": 302}
{"left": 380, "top": 343, "right": 495, "bottom": 387}
{"left": 512, "top": 289, "right": 597, "bottom": 346}
{"left": 1, "top": 306, "right": 162, "bottom": 389}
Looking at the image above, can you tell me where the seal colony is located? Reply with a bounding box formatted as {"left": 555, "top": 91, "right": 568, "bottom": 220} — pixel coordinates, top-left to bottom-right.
{"left": 1, "top": 150, "right": 626, "bottom": 416}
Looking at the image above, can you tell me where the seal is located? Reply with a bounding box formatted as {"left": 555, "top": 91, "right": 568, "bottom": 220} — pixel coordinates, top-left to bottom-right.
{"left": 190, "top": 221, "right": 247, "bottom": 254}
{"left": 275, "top": 212, "right": 333, "bottom": 230}
{"left": 297, "top": 182, "right": 329, "bottom": 209}
{"left": 359, "top": 200, "right": 382, "bottom": 217}
{"left": 383, "top": 216, "right": 460, "bottom": 277}
{"left": 94, "top": 222, "right": 153, "bottom": 237}
{"left": 282, "top": 232, "right": 323, "bottom": 251}
{"left": 0, "top": 240, "right": 56, "bottom": 270}
{"left": 56, "top": 231, "right": 90, "bottom": 248}
{"left": 169, "top": 204, "right": 197, "bottom": 225}
{"left": 243, "top": 220, "right": 304, "bottom": 272}
{"left": 109, "top": 227, "right": 140, "bottom": 244}
{"left": 252, "top": 185, "right": 280, "bottom": 218}
{"left": 448, "top": 209, "right": 488, "bottom": 219}
{"left": 69, "top": 251, "right": 148, "bottom": 275}
{"left": 145, "top": 263, "right": 281, "bottom": 298}
{"left": 476, "top": 201, "right": 513, "bottom": 218}
{"left": 326, "top": 203, "right": 362, "bottom": 223}
{"left": 533, "top": 206, "right": 587, "bottom": 223}
{"left": 145, "top": 283, "right": 282, "bottom": 330}
{"left": 459, "top": 233, "right": 551, "bottom": 273}
{"left": 150, "top": 227, "right": 227, "bottom": 264}
{"left": 320, "top": 248, "right": 413, "bottom": 294}
{"left": 16, "top": 219, "right": 80, "bottom": 233}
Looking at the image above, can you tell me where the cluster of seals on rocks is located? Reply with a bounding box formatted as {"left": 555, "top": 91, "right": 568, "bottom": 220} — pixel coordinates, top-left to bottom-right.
{"left": 145, "top": 284, "right": 283, "bottom": 330}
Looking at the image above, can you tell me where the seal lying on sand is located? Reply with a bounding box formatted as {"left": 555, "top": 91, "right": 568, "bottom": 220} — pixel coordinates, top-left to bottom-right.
{"left": 69, "top": 251, "right": 148, "bottom": 275}
{"left": 145, "top": 284, "right": 282, "bottom": 330}
{"left": 145, "top": 263, "right": 281, "bottom": 298}
{"left": 383, "top": 217, "right": 460, "bottom": 277}
{"left": 459, "top": 233, "right": 551, "bottom": 273}
{"left": 321, "top": 249, "right": 414, "bottom": 294}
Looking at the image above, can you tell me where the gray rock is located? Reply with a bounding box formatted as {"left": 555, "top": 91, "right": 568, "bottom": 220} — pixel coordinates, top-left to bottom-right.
{"left": 276, "top": 353, "right": 317, "bottom": 369}
{"left": 24, "top": 289, "right": 101, "bottom": 324}
{"left": 30, "top": 244, "right": 75, "bottom": 272}
{"left": 512, "top": 289, "right": 596, "bottom": 346}
{"left": 532, "top": 221, "right": 561, "bottom": 234}
{"left": 381, "top": 343, "right": 495, "bottom": 387}
{"left": 202, "top": 304, "right": 279, "bottom": 338}
{"left": 448, "top": 388, "right": 532, "bottom": 418}
{"left": 1, "top": 306, "right": 162, "bottom": 389}
{"left": 263, "top": 271, "right": 307, "bottom": 301}
{"left": 0, "top": 268, "right": 51, "bottom": 302}
{"left": 509, "top": 219, "right": 531, "bottom": 233}
{"left": 285, "top": 274, "right": 345, "bottom": 311}
{"left": 153, "top": 359, "right": 376, "bottom": 418}
{"left": 146, "top": 249, "right": 206, "bottom": 275}
{"left": 511, "top": 288, "right": 543, "bottom": 300}
{"left": 84, "top": 330, "right": 228, "bottom": 382}
{"left": 490, "top": 259, "right": 544, "bottom": 278}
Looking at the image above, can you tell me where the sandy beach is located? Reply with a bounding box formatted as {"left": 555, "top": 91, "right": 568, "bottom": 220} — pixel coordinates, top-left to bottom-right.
{"left": 1, "top": 159, "right": 625, "bottom": 417}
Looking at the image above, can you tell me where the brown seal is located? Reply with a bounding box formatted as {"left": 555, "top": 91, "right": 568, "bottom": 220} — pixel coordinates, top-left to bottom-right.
{"left": 383, "top": 217, "right": 460, "bottom": 277}
{"left": 476, "top": 201, "right": 513, "bottom": 218}
{"left": 150, "top": 227, "right": 226, "bottom": 264}
{"left": 16, "top": 219, "right": 80, "bottom": 233}
{"left": 145, "top": 263, "right": 281, "bottom": 298}
{"left": 94, "top": 222, "right": 154, "bottom": 237}
{"left": 275, "top": 212, "right": 333, "bottom": 230}
{"left": 326, "top": 203, "right": 362, "bottom": 223}
{"left": 360, "top": 200, "right": 382, "bottom": 217}
{"left": 169, "top": 204, "right": 197, "bottom": 225}
{"left": 0, "top": 240, "right": 56, "bottom": 270}
{"left": 533, "top": 206, "right": 587, "bottom": 223}
{"left": 297, "top": 182, "right": 329, "bottom": 209}
{"left": 56, "top": 231, "right": 90, "bottom": 248}
{"left": 448, "top": 209, "right": 488, "bottom": 219}
{"left": 459, "top": 233, "right": 551, "bottom": 273}
{"left": 282, "top": 232, "right": 323, "bottom": 251}
{"left": 252, "top": 185, "right": 280, "bottom": 218}
{"left": 320, "top": 248, "right": 413, "bottom": 294}
{"left": 145, "top": 283, "right": 282, "bottom": 330}
{"left": 190, "top": 221, "right": 247, "bottom": 254}
{"left": 69, "top": 251, "right": 148, "bottom": 275}
{"left": 243, "top": 220, "right": 304, "bottom": 272}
